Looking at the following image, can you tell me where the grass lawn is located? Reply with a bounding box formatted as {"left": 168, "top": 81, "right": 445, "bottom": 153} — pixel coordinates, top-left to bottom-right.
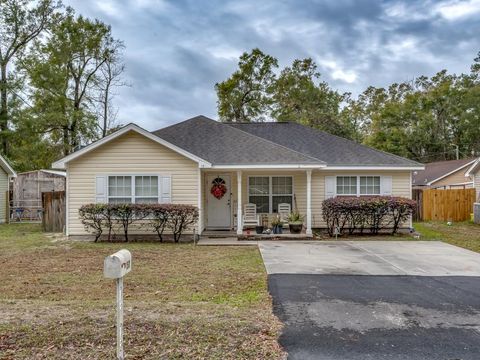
{"left": 414, "top": 221, "right": 480, "bottom": 253}
{"left": 0, "top": 224, "right": 284, "bottom": 359}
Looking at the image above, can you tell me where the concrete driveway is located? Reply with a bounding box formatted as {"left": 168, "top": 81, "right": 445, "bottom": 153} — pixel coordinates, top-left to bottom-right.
{"left": 259, "top": 241, "right": 480, "bottom": 360}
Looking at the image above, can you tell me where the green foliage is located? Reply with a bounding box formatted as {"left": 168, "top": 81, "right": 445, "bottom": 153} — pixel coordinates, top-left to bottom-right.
{"left": 272, "top": 58, "right": 348, "bottom": 136}
{"left": 216, "top": 51, "right": 360, "bottom": 138}
{"left": 270, "top": 214, "right": 283, "bottom": 227}
{"left": 286, "top": 211, "right": 304, "bottom": 224}
{"left": 215, "top": 48, "right": 278, "bottom": 122}
{"left": 357, "top": 56, "right": 480, "bottom": 161}
{"left": 78, "top": 203, "right": 199, "bottom": 243}
{"left": 0, "top": 2, "right": 125, "bottom": 172}
{"left": 216, "top": 49, "right": 480, "bottom": 155}
{"left": 322, "top": 196, "right": 416, "bottom": 236}
{"left": 0, "top": 0, "right": 61, "bottom": 156}
{"left": 23, "top": 9, "right": 117, "bottom": 156}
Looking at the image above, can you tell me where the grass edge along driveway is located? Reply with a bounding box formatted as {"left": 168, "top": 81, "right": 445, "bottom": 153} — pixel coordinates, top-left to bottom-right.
{"left": 414, "top": 221, "right": 480, "bottom": 253}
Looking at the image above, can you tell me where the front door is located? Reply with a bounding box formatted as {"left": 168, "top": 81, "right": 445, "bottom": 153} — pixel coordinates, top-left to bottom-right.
{"left": 206, "top": 174, "right": 231, "bottom": 229}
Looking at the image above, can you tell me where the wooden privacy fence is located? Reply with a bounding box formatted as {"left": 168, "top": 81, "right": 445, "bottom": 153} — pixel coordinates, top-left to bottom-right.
{"left": 414, "top": 188, "right": 476, "bottom": 222}
{"left": 42, "top": 191, "right": 66, "bottom": 232}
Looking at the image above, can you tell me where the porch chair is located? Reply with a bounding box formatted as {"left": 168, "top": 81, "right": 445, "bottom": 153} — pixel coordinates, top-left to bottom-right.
{"left": 278, "top": 203, "right": 291, "bottom": 225}
{"left": 243, "top": 203, "right": 260, "bottom": 227}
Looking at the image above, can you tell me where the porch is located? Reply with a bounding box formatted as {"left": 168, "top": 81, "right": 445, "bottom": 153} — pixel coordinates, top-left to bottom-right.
{"left": 197, "top": 168, "right": 316, "bottom": 238}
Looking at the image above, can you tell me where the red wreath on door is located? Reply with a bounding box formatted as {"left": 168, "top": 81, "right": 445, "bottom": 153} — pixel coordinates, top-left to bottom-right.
{"left": 210, "top": 177, "right": 227, "bottom": 200}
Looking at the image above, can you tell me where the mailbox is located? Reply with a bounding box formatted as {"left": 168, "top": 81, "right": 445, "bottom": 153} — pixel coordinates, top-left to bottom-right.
{"left": 104, "top": 249, "right": 132, "bottom": 279}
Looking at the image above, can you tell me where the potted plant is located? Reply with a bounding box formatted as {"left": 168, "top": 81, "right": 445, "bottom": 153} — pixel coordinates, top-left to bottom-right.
{"left": 271, "top": 215, "right": 284, "bottom": 234}
{"left": 255, "top": 225, "right": 264, "bottom": 234}
{"left": 287, "top": 211, "right": 304, "bottom": 234}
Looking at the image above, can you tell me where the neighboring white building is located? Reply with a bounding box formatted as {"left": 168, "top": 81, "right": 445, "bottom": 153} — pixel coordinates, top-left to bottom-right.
{"left": 0, "top": 155, "right": 16, "bottom": 223}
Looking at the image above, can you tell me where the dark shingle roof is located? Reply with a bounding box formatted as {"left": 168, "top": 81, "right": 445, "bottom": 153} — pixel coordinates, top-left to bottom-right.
{"left": 412, "top": 158, "right": 476, "bottom": 186}
{"left": 152, "top": 116, "right": 422, "bottom": 168}
{"left": 227, "top": 122, "right": 422, "bottom": 167}
{"left": 153, "top": 116, "right": 322, "bottom": 165}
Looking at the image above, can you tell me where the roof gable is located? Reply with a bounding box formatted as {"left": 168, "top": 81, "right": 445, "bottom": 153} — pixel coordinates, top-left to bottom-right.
{"left": 413, "top": 158, "right": 476, "bottom": 186}
{"left": 52, "top": 123, "right": 212, "bottom": 169}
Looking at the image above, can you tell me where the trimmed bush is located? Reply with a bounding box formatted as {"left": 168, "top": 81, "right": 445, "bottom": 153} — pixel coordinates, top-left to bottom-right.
{"left": 79, "top": 204, "right": 106, "bottom": 242}
{"left": 167, "top": 205, "right": 199, "bottom": 243}
{"left": 322, "top": 196, "right": 416, "bottom": 236}
{"left": 78, "top": 203, "right": 199, "bottom": 242}
{"left": 148, "top": 204, "right": 170, "bottom": 242}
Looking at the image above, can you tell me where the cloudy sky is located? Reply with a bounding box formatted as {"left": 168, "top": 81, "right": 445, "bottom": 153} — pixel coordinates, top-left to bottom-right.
{"left": 65, "top": 0, "right": 480, "bottom": 130}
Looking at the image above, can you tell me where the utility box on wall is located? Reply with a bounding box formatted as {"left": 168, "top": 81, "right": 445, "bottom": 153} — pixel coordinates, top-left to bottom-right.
{"left": 474, "top": 203, "right": 480, "bottom": 224}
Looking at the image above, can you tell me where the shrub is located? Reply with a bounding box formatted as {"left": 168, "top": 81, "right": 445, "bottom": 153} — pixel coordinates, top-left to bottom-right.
{"left": 148, "top": 204, "right": 171, "bottom": 242}
{"left": 79, "top": 204, "right": 106, "bottom": 242}
{"left": 78, "top": 203, "right": 199, "bottom": 242}
{"left": 322, "top": 196, "right": 416, "bottom": 236}
{"left": 168, "top": 205, "right": 199, "bottom": 242}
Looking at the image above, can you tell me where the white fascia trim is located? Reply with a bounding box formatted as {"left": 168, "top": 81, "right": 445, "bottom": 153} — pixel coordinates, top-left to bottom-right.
{"left": 40, "top": 169, "right": 67, "bottom": 177}
{"left": 427, "top": 159, "right": 478, "bottom": 185}
{"left": 324, "top": 166, "right": 425, "bottom": 171}
{"left": 0, "top": 155, "right": 16, "bottom": 176}
{"left": 465, "top": 158, "right": 480, "bottom": 177}
{"left": 51, "top": 123, "right": 212, "bottom": 169}
{"left": 443, "top": 181, "right": 474, "bottom": 186}
{"left": 210, "top": 164, "right": 326, "bottom": 169}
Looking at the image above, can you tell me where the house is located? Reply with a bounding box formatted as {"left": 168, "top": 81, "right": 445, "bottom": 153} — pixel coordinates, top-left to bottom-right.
{"left": 412, "top": 158, "right": 477, "bottom": 190}
{"left": 0, "top": 155, "right": 17, "bottom": 223}
{"left": 52, "top": 115, "right": 424, "bottom": 238}
{"left": 466, "top": 158, "right": 480, "bottom": 202}
{"left": 11, "top": 169, "right": 66, "bottom": 221}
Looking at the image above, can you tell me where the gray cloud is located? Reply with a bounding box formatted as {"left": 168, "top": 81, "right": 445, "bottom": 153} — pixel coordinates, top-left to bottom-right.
{"left": 65, "top": 0, "right": 480, "bottom": 129}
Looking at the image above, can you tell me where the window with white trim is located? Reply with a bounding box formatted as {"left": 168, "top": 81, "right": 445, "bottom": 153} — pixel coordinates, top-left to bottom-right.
{"left": 248, "top": 176, "right": 293, "bottom": 213}
{"left": 108, "top": 175, "right": 159, "bottom": 203}
{"left": 336, "top": 175, "right": 381, "bottom": 196}
{"left": 336, "top": 176, "right": 357, "bottom": 195}
{"left": 360, "top": 176, "right": 380, "bottom": 195}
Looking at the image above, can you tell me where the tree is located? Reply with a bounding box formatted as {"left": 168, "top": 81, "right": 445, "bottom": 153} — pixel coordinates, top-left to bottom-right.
{"left": 360, "top": 61, "right": 480, "bottom": 162}
{"left": 215, "top": 48, "right": 278, "bottom": 122}
{"left": 95, "top": 40, "right": 126, "bottom": 137}
{"left": 0, "top": 0, "right": 60, "bottom": 155}
{"left": 24, "top": 9, "right": 118, "bottom": 156}
{"left": 272, "top": 58, "right": 348, "bottom": 136}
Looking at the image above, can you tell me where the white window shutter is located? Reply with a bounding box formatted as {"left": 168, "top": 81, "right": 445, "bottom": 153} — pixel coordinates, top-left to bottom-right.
{"left": 325, "top": 176, "right": 336, "bottom": 199}
{"left": 381, "top": 176, "right": 392, "bottom": 195}
{"left": 95, "top": 175, "right": 107, "bottom": 203}
{"left": 160, "top": 176, "right": 172, "bottom": 203}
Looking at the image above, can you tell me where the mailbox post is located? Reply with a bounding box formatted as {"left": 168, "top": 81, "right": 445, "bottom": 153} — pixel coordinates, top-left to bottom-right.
{"left": 104, "top": 250, "right": 132, "bottom": 360}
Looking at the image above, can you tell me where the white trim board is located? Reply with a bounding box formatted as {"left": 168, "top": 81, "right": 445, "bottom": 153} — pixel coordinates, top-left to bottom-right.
{"left": 0, "top": 154, "right": 16, "bottom": 176}
{"left": 210, "top": 164, "right": 325, "bottom": 169}
{"left": 324, "top": 166, "right": 424, "bottom": 171}
{"left": 466, "top": 158, "right": 480, "bottom": 177}
{"left": 51, "top": 123, "right": 212, "bottom": 169}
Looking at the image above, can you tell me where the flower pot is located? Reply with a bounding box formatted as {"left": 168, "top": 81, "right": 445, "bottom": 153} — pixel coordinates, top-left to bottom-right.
{"left": 289, "top": 223, "right": 303, "bottom": 234}
{"left": 272, "top": 225, "right": 283, "bottom": 234}
{"left": 255, "top": 226, "right": 264, "bottom": 234}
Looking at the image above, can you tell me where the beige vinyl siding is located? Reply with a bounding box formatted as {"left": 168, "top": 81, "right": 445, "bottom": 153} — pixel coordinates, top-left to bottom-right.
{"left": 0, "top": 168, "right": 8, "bottom": 223}
{"left": 213, "top": 169, "right": 411, "bottom": 229}
{"left": 68, "top": 131, "right": 198, "bottom": 235}
{"left": 432, "top": 168, "right": 472, "bottom": 188}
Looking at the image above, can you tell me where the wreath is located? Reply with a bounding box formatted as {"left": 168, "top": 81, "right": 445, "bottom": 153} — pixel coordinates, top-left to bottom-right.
{"left": 211, "top": 177, "right": 227, "bottom": 200}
